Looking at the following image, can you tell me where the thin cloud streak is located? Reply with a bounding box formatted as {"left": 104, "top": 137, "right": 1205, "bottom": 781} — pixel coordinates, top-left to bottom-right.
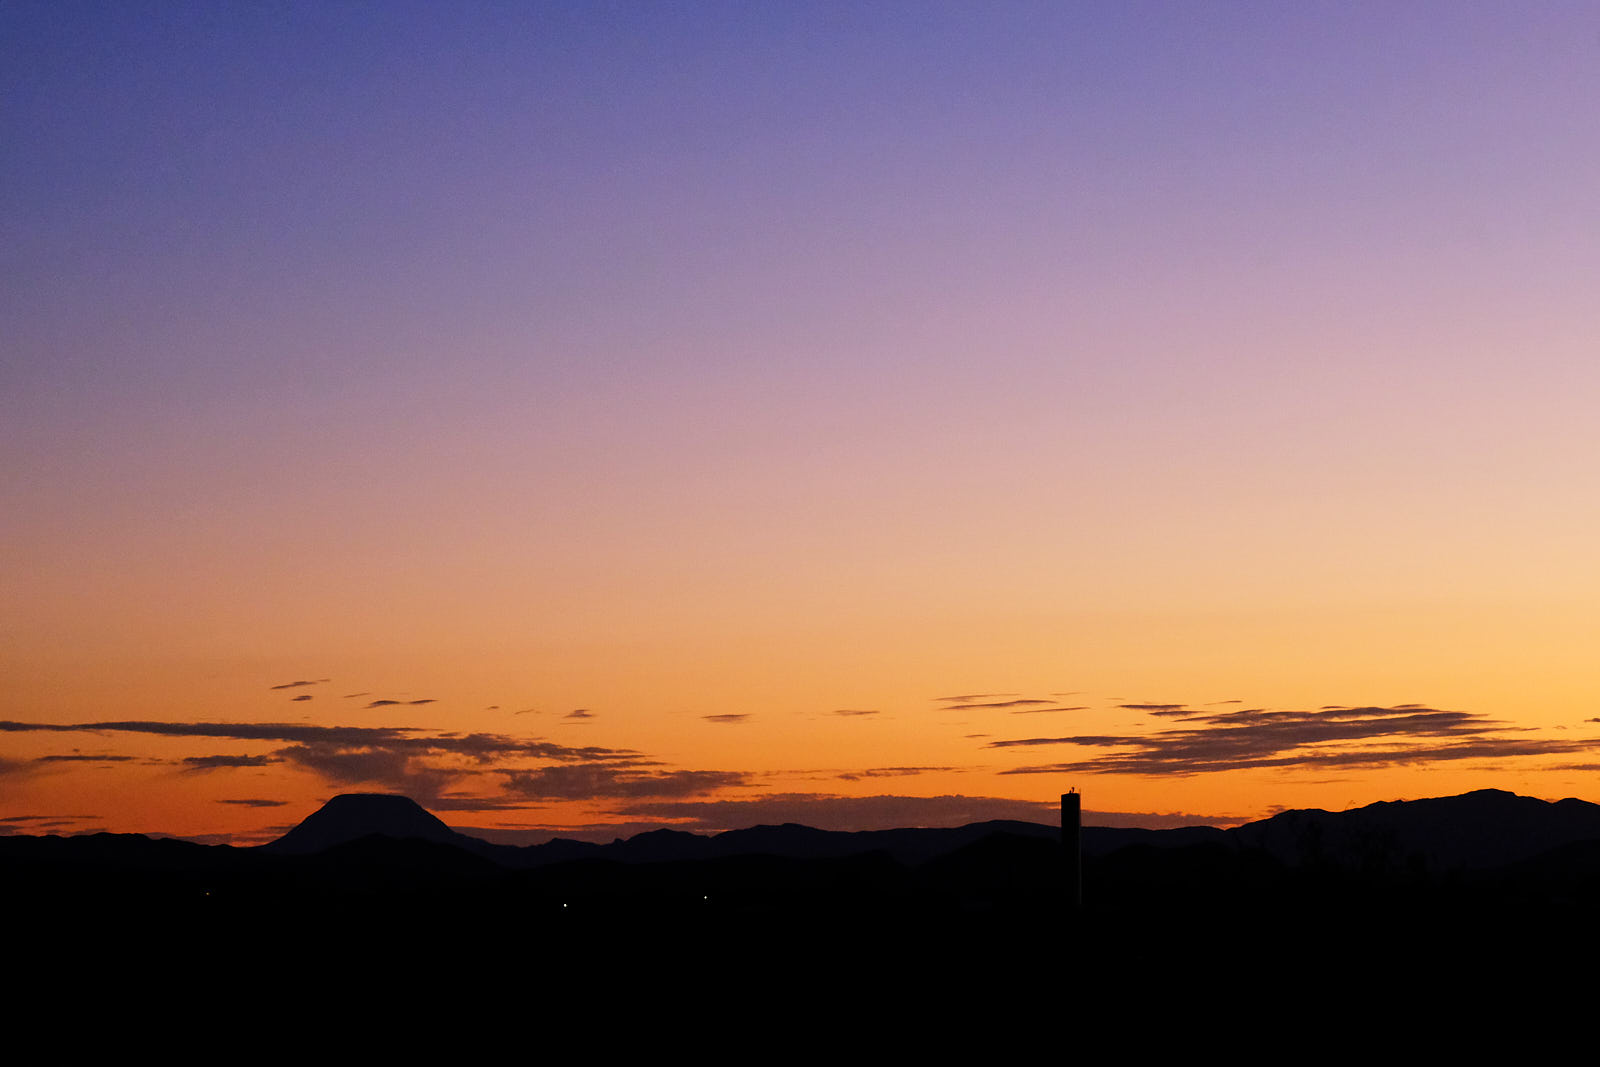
{"left": 501, "top": 765, "right": 747, "bottom": 800}
{"left": 614, "top": 792, "right": 1059, "bottom": 832}
{"left": 944, "top": 699, "right": 1054, "bottom": 711}
{"left": 182, "top": 754, "right": 281, "bottom": 770}
{"left": 35, "top": 754, "right": 135, "bottom": 763}
{"left": 836, "top": 766, "right": 956, "bottom": 781}
{"left": 992, "top": 705, "right": 1600, "bottom": 776}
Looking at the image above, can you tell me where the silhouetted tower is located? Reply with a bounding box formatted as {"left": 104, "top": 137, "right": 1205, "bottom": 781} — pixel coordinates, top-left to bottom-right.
{"left": 1062, "top": 790, "right": 1082, "bottom": 910}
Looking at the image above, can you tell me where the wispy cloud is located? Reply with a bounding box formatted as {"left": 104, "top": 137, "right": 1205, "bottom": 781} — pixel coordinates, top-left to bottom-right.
{"left": 614, "top": 793, "right": 1058, "bottom": 832}
{"left": 181, "top": 754, "right": 281, "bottom": 771}
{"left": 1084, "top": 808, "right": 1250, "bottom": 830}
{"left": 832, "top": 709, "right": 879, "bottom": 717}
{"left": 0, "top": 719, "right": 644, "bottom": 802}
{"left": 501, "top": 765, "right": 746, "bottom": 800}
{"left": 0, "top": 813, "right": 99, "bottom": 834}
{"left": 994, "top": 705, "right": 1600, "bottom": 776}
{"left": 269, "top": 679, "right": 328, "bottom": 691}
{"left": 35, "top": 754, "right": 135, "bottom": 763}
{"left": 702, "top": 714, "right": 750, "bottom": 724}
{"left": 420, "top": 794, "right": 536, "bottom": 813}
{"left": 943, "top": 699, "right": 1053, "bottom": 711}
{"left": 836, "top": 766, "right": 954, "bottom": 781}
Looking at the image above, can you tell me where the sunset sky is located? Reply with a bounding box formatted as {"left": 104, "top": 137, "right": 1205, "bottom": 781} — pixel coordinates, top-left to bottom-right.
{"left": 6, "top": 2, "right": 1600, "bottom": 844}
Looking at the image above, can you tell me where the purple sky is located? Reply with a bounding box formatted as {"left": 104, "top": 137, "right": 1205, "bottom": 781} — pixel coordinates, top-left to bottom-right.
{"left": 6, "top": 3, "right": 1600, "bottom": 840}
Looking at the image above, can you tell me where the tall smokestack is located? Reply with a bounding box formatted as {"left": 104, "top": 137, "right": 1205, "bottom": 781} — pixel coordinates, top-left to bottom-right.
{"left": 1062, "top": 790, "right": 1081, "bottom": 910}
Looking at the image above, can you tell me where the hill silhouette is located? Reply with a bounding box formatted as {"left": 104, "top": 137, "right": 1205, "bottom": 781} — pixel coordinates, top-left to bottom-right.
{"left": 10, "top": 785, "right": 1600, "bottom": 1030}
{"left": 9, "top": 786, "right": 1600, "bottom": 1002}
{"left": 239, "top": 787, "right": 1600, "bottom": 878}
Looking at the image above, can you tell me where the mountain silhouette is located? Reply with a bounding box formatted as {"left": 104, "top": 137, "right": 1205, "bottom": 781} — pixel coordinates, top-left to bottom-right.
{"left": 13, "top": 785, "right": 1599, "bottom": 1024}
{"left": 261, "top": 792, "right": 467, "bottom": 855}
{"left": 253, "top": 787, "right": 1600, "bottom": 876}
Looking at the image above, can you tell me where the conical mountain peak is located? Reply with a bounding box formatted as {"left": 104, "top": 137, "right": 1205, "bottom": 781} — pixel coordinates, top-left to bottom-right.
{"left": 263, "top": 793, "right": 461, "bottom": 855}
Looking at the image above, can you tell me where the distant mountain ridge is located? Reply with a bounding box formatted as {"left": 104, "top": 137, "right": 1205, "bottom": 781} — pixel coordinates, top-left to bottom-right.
{"left": 14, "top": 786, "right": 1600, "bottom": 999}
{"left": 1232, "top": 787, "right": 1600, "bottom": 873}
{"left": 264, "top": 796, "right": 1068, "bottom": 868}
{"left": 258, "top": 786, "right": 1600, "bottom": 875}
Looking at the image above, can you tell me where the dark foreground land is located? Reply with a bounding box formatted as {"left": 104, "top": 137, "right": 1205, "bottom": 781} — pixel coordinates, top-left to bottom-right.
{"left": 9, "top": 789, "right": 1599, "bottom": 1021}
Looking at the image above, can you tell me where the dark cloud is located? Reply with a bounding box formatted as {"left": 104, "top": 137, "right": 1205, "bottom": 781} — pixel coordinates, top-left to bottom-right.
{"left": 35, "top": 754, "right": 135, "bottom": 763}
{"left": 181, "top": 754, "right": 280, "bottom": 771}
{"left": 937, "top": 694, "right": 1017, "bottom": 702}
{"left": 501, "top": 765, "right": 747, "bottom": 800}
{"left": 1084, "top": 809, "right": 1251, "bottom": 830}
{"left": 364, "top": 700, "right": 402, "bottom": 709}
{"left": 702, "top": 714, "right": 750, "bottom": 724}
{"left": 343, "top": 692, "right": 369, "bottom": 699}
{"left": 2, "top": 719, "right": 420, "bottom": 745}
{"left": 266, "top": 731, "right": 644, "bottom": 800}
{"left": 992, "top": 705, "right": 1600, "bottom": 776}
{"left": 407, "top": 699, "right": 436, "bottom": 706}
{"left": 0, "top": 722, "right": 640, "bottom": 798}
{"left": 1120, "top": 704, "right": 1187, "bottom": 714}
{"left": 0, "top": 816, "right": 98, "bottom": 835}
{"left": 291, "top": 695, "right": 313, "bottom": 702}
{"left": 944, "top": 699, "right": 1053, "bottom": 711}
{"left": 1012, "top": 706, "right": 1088, "bottom": 714}
{"left": 614, "top": 793, "right": 1059, "bottom": 832}
{"left": 422, "top": 794, "right": 536, "bottom": 813}
{"left": 836, "top": 766, "right": 954, "bottom": 781}
{"left": 269, "top": 679, "right": 328, "bottom": 690}
{"left": 565, "top": 709, "right": 593, "bottom": 719}
{"left": 994, "top": 734, "right": 1131, "bottom": 748}
{"left": 274, "top": 743, "right": 455, "bottom": 800}
{"left": 217, "top": 798, "right": 287, "bottom": 808}
{"left": 832, "top": 709, "right": 879, "bottom": 717}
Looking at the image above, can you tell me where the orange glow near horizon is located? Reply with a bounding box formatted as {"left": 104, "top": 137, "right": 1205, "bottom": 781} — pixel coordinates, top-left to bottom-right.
{"left": 6, "top": 5, "right": 1600, "bottom": 843}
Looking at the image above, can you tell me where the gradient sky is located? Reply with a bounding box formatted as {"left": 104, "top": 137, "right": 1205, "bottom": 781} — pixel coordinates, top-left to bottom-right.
{"left": 6, "top": 2, "right": 1600, "bottom": 844}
